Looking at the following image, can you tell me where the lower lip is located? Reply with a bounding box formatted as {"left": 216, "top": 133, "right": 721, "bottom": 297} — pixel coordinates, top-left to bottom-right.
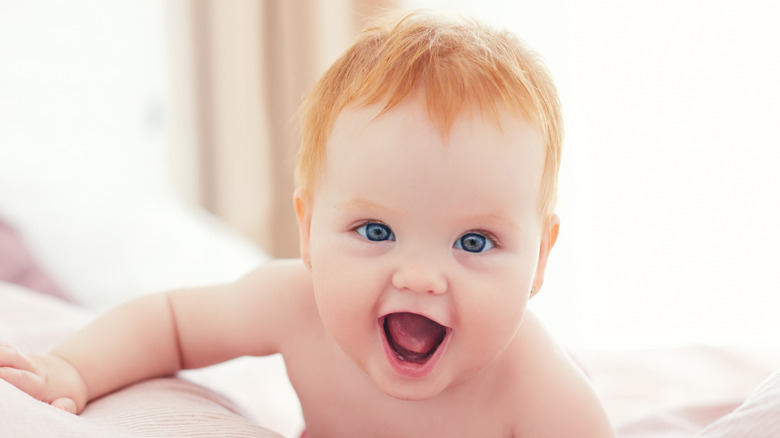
{"left": 378, "top": 317, "right": 452, "bottom": 379}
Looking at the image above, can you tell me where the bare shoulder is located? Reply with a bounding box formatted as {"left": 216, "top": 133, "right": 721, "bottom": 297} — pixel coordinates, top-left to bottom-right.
{"left": 235, "top": 258, "right": 314, "bottom": 300}
{"left": 234, "top": 258, "right": 316, "bottom": 322}
{"left": 219, "top": 258, "right": 317, "bottom": 354}
{"left": 510, "top": 312, "right": 616, "bottom": 438}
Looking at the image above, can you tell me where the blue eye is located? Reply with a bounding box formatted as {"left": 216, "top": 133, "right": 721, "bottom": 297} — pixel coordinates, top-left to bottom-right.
{"left": 356, "top": 222, "right": 395, "bottom": 242}
{"left": 454, "top": 232, "right": 495, "bottom": 253}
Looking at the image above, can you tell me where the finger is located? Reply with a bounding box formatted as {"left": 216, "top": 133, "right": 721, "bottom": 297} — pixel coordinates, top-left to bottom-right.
{"left": 0, "top": 344, "right": 39, "bottom": 372}
{"left": 0, "top": 366, "right": 45, "bottom": 397}
{"left": 51, "top": 397, "right": 78, "bottom": 414}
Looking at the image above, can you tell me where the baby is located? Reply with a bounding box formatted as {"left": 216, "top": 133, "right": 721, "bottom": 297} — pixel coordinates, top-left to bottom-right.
{"left": 0, "top": 10, "right": 614, "bottom": 437}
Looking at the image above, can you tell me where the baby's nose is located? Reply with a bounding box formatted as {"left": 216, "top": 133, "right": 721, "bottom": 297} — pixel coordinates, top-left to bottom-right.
{"left": 391, "top": 256, "right": 448, "bottom": 295}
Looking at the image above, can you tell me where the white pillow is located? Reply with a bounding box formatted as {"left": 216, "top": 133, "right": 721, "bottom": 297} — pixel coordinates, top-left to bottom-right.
{"left": 0, "top": 177, "right": 268, "bottom": 309}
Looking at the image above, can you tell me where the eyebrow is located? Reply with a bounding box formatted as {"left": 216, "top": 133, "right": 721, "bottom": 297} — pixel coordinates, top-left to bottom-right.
{"left": 459, "top": 213, "right": 522, "bottom": 233}
{"left": 333, "top": 198, "right": 393, "bottom": 213}
{"left": 335, "top": 198, "right": 521, "bottom": 231}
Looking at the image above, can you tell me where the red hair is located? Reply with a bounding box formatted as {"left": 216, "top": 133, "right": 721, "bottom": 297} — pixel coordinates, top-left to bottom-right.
{"left": 297, "top": 10, "right": 562, "bottom": 223}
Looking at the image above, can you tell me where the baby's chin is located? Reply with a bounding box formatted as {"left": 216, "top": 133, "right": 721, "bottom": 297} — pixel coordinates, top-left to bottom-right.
{"left": 367, "top": 362, "right": 487, "bottom": 402}
{"left": 372, "top": 376, "right": 449, "bottom": 402}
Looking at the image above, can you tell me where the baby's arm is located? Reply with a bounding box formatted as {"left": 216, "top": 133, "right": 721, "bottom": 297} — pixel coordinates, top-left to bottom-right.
{"left": 0, "top": 260, "right": 299, "bottom": 414}
{"left": 0, "top": 293, "right": 182, "bottom": 413}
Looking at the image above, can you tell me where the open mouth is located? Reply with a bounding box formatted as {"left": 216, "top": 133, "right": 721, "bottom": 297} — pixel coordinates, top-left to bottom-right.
{"left": 382, "top": 312, "right": 449, "bottom": 365}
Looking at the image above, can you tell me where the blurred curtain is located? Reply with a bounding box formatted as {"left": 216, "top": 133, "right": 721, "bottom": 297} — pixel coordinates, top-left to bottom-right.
{"left": 167, "top": 0, "right": 397, "bottom": 258}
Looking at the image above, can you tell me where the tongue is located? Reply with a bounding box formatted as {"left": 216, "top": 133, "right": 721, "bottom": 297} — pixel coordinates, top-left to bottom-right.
{"left": 386, "top": 312, "right": 446, "bottom": 354}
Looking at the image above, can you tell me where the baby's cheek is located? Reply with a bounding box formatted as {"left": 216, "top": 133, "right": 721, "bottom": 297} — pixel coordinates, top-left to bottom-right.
{"left": 312, "top": 261, "right": 370, "bottom": 327}
{"left": 460, "top": 278, "right": 528, "bottom": 348}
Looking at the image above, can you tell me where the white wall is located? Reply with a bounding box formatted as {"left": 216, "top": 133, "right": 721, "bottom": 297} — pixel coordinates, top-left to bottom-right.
{"left": 0, "top": 0, "right": 170, "bottom": 197}
{"left": 406, "top": 0, "right": 780, "bottom": 349}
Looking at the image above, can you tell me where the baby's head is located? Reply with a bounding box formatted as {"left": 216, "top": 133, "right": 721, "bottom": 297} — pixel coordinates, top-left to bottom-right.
{"left": 294, "top": 10, "right": 564, "bottom": 399}
{"left": 296, "top": 9, "right": 562, "bottom": 227}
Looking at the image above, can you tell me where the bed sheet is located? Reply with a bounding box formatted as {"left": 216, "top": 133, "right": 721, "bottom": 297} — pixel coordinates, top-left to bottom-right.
{"left": 579, "top": 346, "right": 780, "bottom": 436}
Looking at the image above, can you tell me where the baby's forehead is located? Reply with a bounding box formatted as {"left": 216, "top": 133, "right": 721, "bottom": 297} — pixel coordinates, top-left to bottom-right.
{"left": 325, "top": 96, "right": 545, "bottom": 179}
{"left": 331, "top": 95, "right": 542, "bottom": 149}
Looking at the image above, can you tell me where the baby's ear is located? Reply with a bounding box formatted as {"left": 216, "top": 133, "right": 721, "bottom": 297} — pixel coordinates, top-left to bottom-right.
{"left": 532, "top": 214, "right": 560, "bottom": 294}
{"left": 294, "top": 188, "right": 313, "bottom": 268}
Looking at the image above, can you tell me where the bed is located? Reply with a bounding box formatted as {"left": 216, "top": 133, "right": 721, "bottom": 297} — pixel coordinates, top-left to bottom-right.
{"left": 1, "top": 182, "right": 779, "bottom": 437}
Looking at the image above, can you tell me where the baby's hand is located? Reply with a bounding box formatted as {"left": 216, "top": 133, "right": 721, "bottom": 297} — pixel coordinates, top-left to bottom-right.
{"left": 0, "top": 343, "right": 89, "bottom": 414}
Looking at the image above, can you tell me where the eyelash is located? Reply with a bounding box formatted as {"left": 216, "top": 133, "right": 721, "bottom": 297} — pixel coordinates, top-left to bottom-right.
{"left": 455, "top": 230, "right": 500, "bottom": 253}
{"left": 473, "top": 230, "right": 500, "bottom": 247}
{"left": 353, "top": 221, "right": 395, "bottom": 242}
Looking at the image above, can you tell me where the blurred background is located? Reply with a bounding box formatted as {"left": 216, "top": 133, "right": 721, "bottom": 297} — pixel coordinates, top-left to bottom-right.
{"left": 1, "top": 0, "right": 778, "bottom": 350}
